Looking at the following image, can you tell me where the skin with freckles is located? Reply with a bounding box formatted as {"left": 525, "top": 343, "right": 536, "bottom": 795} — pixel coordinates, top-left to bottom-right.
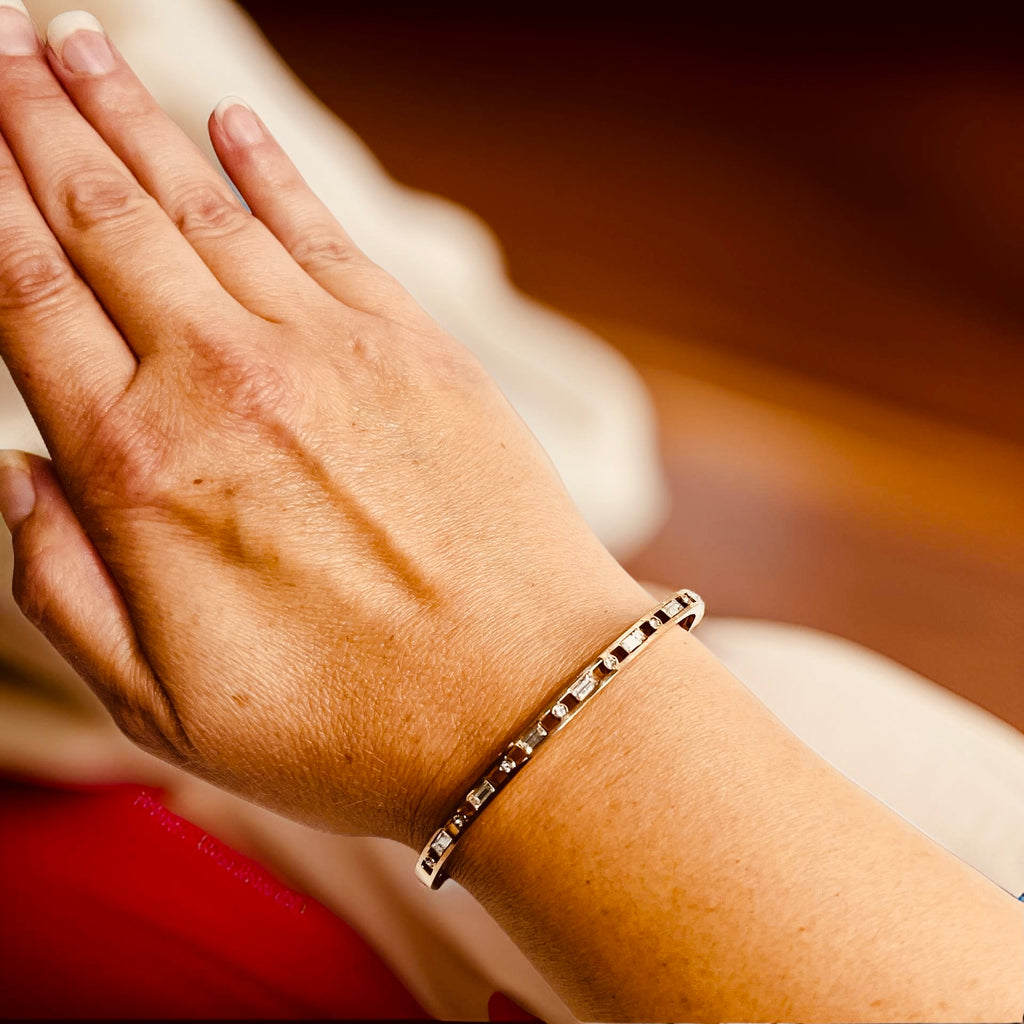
{"left": 0, "top": 7, "right": 1021, "bottom": 1021}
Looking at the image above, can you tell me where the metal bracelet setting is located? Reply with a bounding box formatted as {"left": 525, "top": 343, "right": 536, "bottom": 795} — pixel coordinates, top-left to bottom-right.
{"left": 415, "top": 588, "right": 705, "bottom": 889}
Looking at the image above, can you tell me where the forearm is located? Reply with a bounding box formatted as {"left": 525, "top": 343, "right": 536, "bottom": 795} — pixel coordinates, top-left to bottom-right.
{"left": 445, "top": 620, "right": 1023, "bottom": 1022}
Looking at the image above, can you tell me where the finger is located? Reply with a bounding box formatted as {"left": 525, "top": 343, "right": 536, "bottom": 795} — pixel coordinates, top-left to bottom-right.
{"left": 44, "top": 11, "right": 325, "bottom": 322}
{"left": 0, "top": 449, "right": 191, "bottom": 764}
{"left": 0, "top": 5, "right": 245, "bottom": 357}
{"left": 0, "top": 128, "right": 134, "bottom": 462}
{"left": 210, "top": 97, "right": 426, "bottom": 322}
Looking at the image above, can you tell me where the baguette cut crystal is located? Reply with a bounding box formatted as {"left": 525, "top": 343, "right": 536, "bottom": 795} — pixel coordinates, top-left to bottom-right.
{"left": 569, "top": 671, "right": 597, "bottom": 701}
{"left": 431, "top": 830, "right": 453, "bottom": 856}
{"left": 622, "top": 629, "right": 644, "bottom": 652}
{"left": 466, "top": 780, "right": 495, "bottom": 808}
{"left": 516, "top": 723, "right": 548, "bottom": 755}
{"left": 663, "top": 599, "right": 682, "bottom": 617}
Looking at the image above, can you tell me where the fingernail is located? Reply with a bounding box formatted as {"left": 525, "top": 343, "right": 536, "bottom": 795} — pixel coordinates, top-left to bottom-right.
{"left": 0, "top": 1, "right": 40, "bottom": 56}
{"left": 214, "top": 96, "right": 265, "bottom": 147}
{"left": 0, "top": 450, "right": 36, "bottom": 531}
{"left": 47, "top": 10, "right": 113, "bottom": 74}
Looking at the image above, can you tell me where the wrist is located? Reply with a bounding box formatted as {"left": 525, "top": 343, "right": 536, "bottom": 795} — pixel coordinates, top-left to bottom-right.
{"left": 446, "top": 618, "right": 706, "bottom": 871}
{"left": 394, "top": 560, "right": 657, "bottom": 849}
{"left": 439, "top": 618, "right": 709, "bottom": 1017}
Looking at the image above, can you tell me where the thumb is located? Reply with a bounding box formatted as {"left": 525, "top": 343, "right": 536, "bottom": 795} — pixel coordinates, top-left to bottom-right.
{"left": 0, "top": 449, "right": 189, "bottom": 764}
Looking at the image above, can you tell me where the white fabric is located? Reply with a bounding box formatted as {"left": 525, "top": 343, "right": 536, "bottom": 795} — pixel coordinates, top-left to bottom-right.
{"left": 699, "top": 619, "right": 1024, "bottom": 900}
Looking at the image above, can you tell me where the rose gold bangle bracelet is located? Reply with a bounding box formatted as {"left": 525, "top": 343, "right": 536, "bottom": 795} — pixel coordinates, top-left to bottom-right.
{"left": 415, "top": 588, "right": 705, "bottom": 889}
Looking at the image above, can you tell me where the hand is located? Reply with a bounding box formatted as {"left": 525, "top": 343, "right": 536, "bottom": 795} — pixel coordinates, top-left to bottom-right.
{"left": 0, "top": 6, "right": 648, "bottom": 844}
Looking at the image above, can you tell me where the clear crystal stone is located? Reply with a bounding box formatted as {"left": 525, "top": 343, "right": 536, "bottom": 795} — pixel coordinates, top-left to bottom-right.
{"left": 517, "top": 723, "right": 548, "bottom": 755}
{"left": 499, "top": 757, "right": 515, "bottom": 773}
{"left": 663, "top": 599, "right": 682, "bottom": 617}
{"left": 452, "top": 813, "right": 465, "bottom": 828}
{"left": 431, "top": 830, "right": 453, "bottom": 856}
{"left": 423, "top": 855, "right": 436, "bottom": 868}
{"left": 466, "top": 779, "right": 495, "bottom": 808}
{"left": 603, "top": 652, "right": 619, "bottom": 671}
{"left": 569, "top": 672, "right": 597, "bottom": 701}
{"left": 551, "top": 702, "right": 569, "bottom": 719}
{"left": 622, "top": 629, "right": 644, "bottom": 653}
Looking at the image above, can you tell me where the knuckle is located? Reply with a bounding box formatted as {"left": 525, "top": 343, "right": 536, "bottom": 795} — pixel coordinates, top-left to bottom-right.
{"left": 83, "top": 331, "right": 301, "bottom": 510}
{"left": 73, "top": 381, "right": 181, "bottom": 512}
{"left": 185, "top": 330, "right": 300, "bottom": 426}
{"left": 83, "top": 408, "right": 181, "bottom": 512}
{"left": 333, "top": 319, "right": 388, "bottom": 370}
{"left": 171, "top": 182, "right": 251, "bottom": 242}
{"left": 56, "top": 166, "right": 149, "bottom": 233}
{"left": 0, "top": 239, "right": 75, "bottom": 312}
{"left": 290, "top": 230, "right": 364, "bottom": 272}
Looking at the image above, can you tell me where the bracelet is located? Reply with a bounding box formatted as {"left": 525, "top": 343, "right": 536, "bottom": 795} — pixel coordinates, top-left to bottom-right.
{"left": 415, "top": 588, "right": 705, "bottom": 889}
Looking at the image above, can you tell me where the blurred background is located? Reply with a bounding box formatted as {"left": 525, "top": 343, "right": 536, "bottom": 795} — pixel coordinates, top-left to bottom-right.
{"left": 239, "top": 4, "right": 1022, "bottom": 732}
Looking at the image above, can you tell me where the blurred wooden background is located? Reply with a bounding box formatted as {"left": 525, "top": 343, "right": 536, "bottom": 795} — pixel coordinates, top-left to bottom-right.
{"left": 239, "top": 6, "right": 1023, "bottom": 732}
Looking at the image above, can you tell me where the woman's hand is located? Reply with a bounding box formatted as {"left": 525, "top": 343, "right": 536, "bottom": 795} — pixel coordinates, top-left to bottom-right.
{"left": 0, "top": 5, "right": 649, "bottom": 844}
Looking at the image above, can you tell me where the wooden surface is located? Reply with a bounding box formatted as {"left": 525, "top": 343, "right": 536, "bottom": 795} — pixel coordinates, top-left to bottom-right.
{"left": 238, "top": 7, "right": 1023, "bottom": 731}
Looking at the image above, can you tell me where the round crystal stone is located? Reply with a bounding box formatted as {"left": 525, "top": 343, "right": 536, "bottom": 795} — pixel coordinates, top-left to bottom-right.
{"left": 649, "top": 617, "right": 661, "bottom": 629}
{"left": 603, "top": 653, "right": 619, "bottom": 670}
{"left": 551, "top": 702, "right": 569, "bottom": 719}
{"left": 499, "top": 757, "right": 515, "bottom": 773}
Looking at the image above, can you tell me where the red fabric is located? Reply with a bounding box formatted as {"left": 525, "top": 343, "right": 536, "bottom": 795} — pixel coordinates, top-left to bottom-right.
{"left": 0, "top": 776, "right": 534, "bottom": 1020}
